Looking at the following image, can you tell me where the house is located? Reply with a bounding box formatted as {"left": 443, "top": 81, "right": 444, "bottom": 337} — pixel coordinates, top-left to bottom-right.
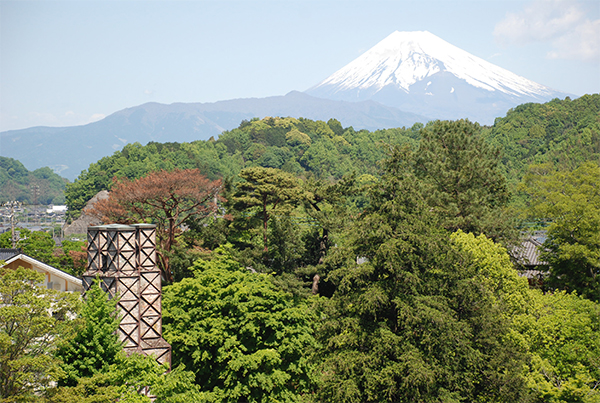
{"left": 513, "top": 232, "right": 549, "bottom": 287}
{"left": 0, "top": 248, "right": 83, "bottom": 292}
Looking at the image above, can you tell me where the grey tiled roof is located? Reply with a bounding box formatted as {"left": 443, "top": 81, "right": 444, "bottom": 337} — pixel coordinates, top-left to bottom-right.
{"left": 0, "top": 248, "right": 22, "bottom": 262}
{"left": 514, "top": 238, "right": 548, "bottom": 267}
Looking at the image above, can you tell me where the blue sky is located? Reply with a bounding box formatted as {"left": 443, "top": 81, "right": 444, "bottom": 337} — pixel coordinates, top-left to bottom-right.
{"left": 1, "top": 0, "right": 598, "bottom": 132}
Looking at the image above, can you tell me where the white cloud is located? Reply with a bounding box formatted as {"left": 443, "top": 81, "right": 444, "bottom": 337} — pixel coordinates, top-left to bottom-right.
{"left": 89, "top": 113, "right": 106, "bottom": 123}
{"left": 494, "top": 0, "right": 600, "bottom": 61}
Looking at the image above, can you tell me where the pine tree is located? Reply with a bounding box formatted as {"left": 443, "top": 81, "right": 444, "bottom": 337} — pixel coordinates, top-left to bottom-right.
{"left": 56, "top": 279, "right": 123, "bottom": 386}
{"left": 414, "top": 119, "right": 515, "bottom": 242}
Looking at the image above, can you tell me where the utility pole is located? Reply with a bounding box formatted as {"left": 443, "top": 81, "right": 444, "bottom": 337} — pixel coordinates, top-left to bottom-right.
{"left": 30, "top": 184, "right": 40, "bottom": 224}
{"left": 3, "top": 201, "right": 22, "bottom": 248}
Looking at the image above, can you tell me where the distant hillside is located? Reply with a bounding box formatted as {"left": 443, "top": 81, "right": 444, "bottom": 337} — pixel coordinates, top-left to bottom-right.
{"left": 0, "top": 157, "right": 68, "bottom": 204}
{"left": 484, "top": 94, "right": 600, "bottom": 184}
{"left": 0, "top": 92, "right": 428, "bottom": 181}
{"left": 64, "top": 95, "right": 600, "bottom": 219}
{"left": 64, "top": 116, "right": 423, "bottom": 218}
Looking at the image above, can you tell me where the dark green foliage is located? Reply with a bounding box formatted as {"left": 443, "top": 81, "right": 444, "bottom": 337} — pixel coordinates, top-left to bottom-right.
{"left": 55, "top": 279, "right": 123, "bottom": 386}
{"left": 162, "top": 245, "right": 317, "bottom": 402}
{"left": 313, "top": 148, "right": 529, "bottom": 402}
{"left": 230, "top": 167, "right": 304, "bottom": 252}
{"left": 415, "top": 119, "right": 515, "bottom": 242}
{"left": 0, "top": 157, "right": 68, "bottom": 204}
{"left": 487, "top": 94, "right": 600, "bottom": 185}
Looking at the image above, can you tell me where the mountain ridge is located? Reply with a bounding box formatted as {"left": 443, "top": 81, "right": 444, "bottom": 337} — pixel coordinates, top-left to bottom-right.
{"left": 1, "top": 92, "right": 428, "bottom": 180}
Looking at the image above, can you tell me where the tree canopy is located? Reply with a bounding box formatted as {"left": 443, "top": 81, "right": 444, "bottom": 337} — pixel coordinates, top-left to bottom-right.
{"left": 311, "top": 148, "right": 529, "bottom": 402}
{"left": 522, "top": 161, "right": 600, "bottom": 301}
{"left": 56, "top": 279, "right": 123, "bottom": 386}
{"left": 0, "top": 267, "right": 79, "bottom": 401}
{"left": 91, "top": 169, "right": 222, "bottom": 282}
{"left": 162, "top": 245, "right": 317, "bottom": 402}
{"left": 33, "top": 95, "right": 600, "bottom": 401}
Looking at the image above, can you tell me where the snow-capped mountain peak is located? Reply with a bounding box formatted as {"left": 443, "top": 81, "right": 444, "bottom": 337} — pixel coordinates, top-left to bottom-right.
{"left": 314, "top": 30, "right": 550, "bottom": 97}
{"left": 306, "top": 31, "right": 569, "bottom": 124}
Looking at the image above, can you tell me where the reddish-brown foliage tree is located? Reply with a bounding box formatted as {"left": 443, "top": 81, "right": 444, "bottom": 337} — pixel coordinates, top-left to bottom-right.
{"left": 92, "top": 169, "right": 222, "bottom": 282}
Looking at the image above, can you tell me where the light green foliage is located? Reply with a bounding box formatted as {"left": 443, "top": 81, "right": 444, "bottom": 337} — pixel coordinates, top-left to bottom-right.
{"left": 522, "top": 162, "right": 600, "bottom": 300}
{"left": 313, "top": 148, "right": 529, "bottom": 402}
{"left": 65, "top": 117, "right": 418, "bottom": 219}
{"left": 49, "top": 279, "right": 201, "bottom": 402}
{"left": 415, "top": 119, "right": 515, "bottom": 241}
{"left": 450, "top": 231, "right": 600, "bottom": 402}
{"left": 451, "top": 230, "right": 530, "bottom": 315}
{"left": 0, "top": 266, "right": 79, "bottom": 401}
{"left": 56, "top": 279, "right": 123, "bottom": 386}
{"left": 0, "top": 229, "right": 87, "bottom": 276}
{"left": 0, "top": 156, "right": 68, "bottom": 204}
{"left": 163, "top": 246, "right": 317, "bottom": 402}
{"left": 286, "top": 128, "right": 312, "bottom": 147}
{"left": 48, "top": 352, "right": 202, "bottom": 403}
{"left": 515, "top": 291, "right": 600, "bottom": 403}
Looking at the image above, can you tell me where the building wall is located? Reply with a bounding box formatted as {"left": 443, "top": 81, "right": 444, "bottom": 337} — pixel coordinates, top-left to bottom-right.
{"left": 4, "top": 257, "right": 83, "bottom": 292}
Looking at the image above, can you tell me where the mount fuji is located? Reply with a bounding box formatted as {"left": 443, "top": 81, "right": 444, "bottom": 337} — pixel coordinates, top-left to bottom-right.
{"left": 306, "top": 31, "right": 571, "bottom": 124}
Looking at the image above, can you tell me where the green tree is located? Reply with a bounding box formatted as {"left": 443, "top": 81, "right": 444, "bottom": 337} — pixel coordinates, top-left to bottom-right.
{"left": 230, "top": 167, "right": 303, "bottom": 251}
{"left": 451, "top": 230, "right": 600, "bottom": 402}
{"left": 56, "top": 279, "right": 123, "bottom": 386}
{"left": 0, "top": 266, "right": 79, "bottom": 401}
{"left": 163, "top": 245, "right": 316, "bottom": 402}
{"left": 312, "top": 148, "right": 529, "bottom": 402}
{"left": 302, "top": 175, "right": 356, "bottom": 266}
{"left": 450, "top": 230, "right": 531, "bottom": 316}
{"left": 48, "top": 352, "right": 203, "bottom": 403}
{"left": 0, "top": 228, "right": 58, "bottom": 267}
{"left": 516, "top": 291, "right": 600, "bottom": 403}
{"left": 522, "top": 162, "right": 600, "bottom": 301}
{"left": 415, "top": 119, "right": 515, "bottom": 242}
{"left": 487, "top": 94, "right": 600, "bottom": 184}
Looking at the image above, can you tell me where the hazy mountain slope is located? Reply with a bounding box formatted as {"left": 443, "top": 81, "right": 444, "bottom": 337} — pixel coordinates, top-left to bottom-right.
{"left": 1, "top": 92, "right": 427, "bottom": 181}
{"left": 0, "top": 156, "right": 68, "bottom": 204}
{"left": 307, "top": 31, "right": 571, "bottom": 124}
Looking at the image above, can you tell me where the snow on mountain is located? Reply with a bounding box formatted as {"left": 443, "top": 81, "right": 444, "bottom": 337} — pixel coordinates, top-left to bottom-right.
{"left": 307, "top": 31, "right": 570, "bottom": 124}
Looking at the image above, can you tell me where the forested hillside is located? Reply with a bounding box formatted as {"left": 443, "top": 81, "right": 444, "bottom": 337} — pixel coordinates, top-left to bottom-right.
{"left": 0, "top": 157, "right": 68, "bottom": 204}
{"left": 65, "top": 95, "right": 600, "bottom": 219}
{"left": 65, "top": 117, "right": 422, "bottom": 218}
{"left": 485, "top": 94, "right": 600, "bottom": 184}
